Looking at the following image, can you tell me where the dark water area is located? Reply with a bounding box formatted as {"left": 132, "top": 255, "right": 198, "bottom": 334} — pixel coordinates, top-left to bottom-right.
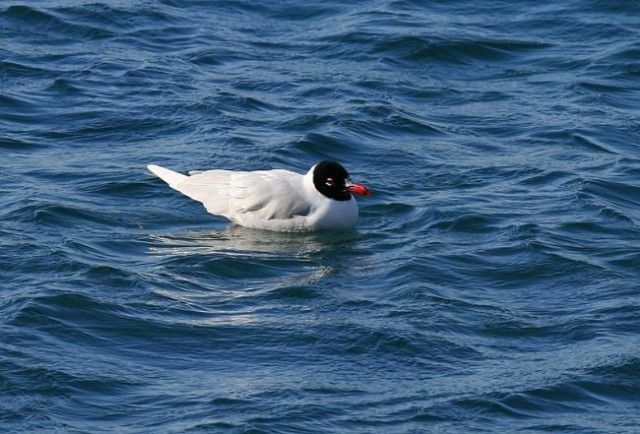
{"left": 2, "top": 1, "right": 640, "bottom": 432}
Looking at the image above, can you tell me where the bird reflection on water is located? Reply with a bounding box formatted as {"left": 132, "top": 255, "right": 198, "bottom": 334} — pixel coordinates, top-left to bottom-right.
{"left": 147, "top": 225, "right": 361, "bottom": 259}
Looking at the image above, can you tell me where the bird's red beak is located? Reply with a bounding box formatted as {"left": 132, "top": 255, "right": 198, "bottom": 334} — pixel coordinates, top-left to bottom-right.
{"left": 345, "top": 181, "right": 371, "bottom": 197}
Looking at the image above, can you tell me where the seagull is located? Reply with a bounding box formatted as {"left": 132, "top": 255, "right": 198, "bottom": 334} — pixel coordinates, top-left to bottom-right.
{"left": 147, "top": 161, "right": 370, "bottom": 232}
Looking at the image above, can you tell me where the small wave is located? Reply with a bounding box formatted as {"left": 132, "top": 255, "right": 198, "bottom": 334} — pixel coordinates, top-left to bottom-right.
{"left": 372, "top": 35, "right": 552, "bottom": 65}
{"left": 0, "top": 137, "right": 45, "bottom": 151}
{"left": 29, "top": 202, "right": 126, "bottom": 229}
{"left": 578, "top": 178, "right": 640, "bottom": 224}
{"left": 4, "top": 5, "right": 114, "bottom": 41}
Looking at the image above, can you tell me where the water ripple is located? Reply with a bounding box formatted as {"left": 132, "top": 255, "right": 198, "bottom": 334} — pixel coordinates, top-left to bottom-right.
{"left": 3, "top": 0, "right": 640, "bottom": 432}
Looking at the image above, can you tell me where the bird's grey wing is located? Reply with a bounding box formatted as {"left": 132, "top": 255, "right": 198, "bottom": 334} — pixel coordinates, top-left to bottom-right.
{"left": 226, "top": 170, "right": 311, "bottom": 220}
{"left": 177, "top": 169, "right": 309, "bottom": 221}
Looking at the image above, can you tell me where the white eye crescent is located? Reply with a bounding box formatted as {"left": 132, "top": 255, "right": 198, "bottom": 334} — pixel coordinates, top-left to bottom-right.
{"left": 325, "top": 178, "right": 335, "bottom": 187}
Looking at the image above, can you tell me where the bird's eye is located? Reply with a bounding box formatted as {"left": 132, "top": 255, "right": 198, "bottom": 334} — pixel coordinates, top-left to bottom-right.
{"left": 325, "top": 178, "right": 335, "bottom": 187}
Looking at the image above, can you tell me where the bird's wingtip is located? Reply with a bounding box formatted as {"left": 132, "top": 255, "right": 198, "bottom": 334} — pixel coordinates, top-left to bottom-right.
{"left": 147, "top": 164, "right": 164, "bottom": 176}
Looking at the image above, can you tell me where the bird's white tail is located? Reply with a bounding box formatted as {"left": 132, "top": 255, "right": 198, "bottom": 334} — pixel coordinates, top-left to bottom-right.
{"left": 147, "top": 164, "right": 187, "bottom": 189}
{"left": 148, "top": 164, "right": 220, "bottom": 206}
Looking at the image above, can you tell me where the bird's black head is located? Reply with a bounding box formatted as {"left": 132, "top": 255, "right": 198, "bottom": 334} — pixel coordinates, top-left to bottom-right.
{"left": 312, "top": 160, "right": 370, "bottom": 201}
{"left": 312, "top": 161, "right": 352, "bottom": 201}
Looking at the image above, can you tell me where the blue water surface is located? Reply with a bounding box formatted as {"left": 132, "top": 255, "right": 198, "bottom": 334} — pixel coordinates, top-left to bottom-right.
{"left": 2, "top": 1, "right": 640, "bottom": 433}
